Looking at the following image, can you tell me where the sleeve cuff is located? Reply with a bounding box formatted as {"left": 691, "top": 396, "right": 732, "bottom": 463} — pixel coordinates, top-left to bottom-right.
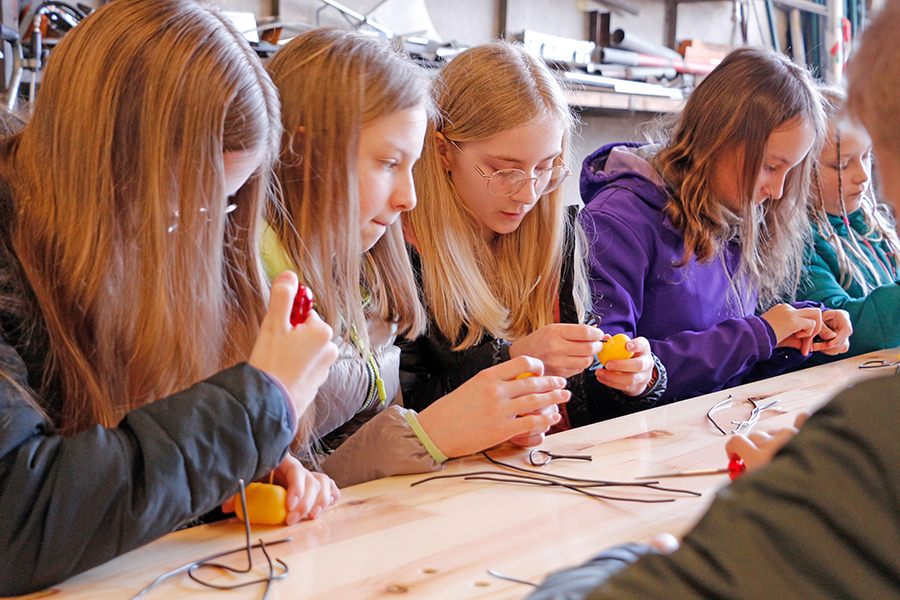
{"left": 403, "top": 410, "right": 449, "bottom": 463}
{"left": 260, "top": 369, "right": 299, "bottom": 435}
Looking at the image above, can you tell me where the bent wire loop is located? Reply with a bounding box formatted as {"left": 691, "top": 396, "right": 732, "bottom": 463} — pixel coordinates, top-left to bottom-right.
{"left": 131, "top": 479, "right": 290, "bottom": 600}
{"left": 707, "top": 395, "right": 783, "bottom": 436}
{"left": 528, "top": 448, "right": 593, "bottom": 466}
{"left": 859, "top": 359, "right": 900, "bottom": 370}
{"left": 411, "top": 451, "right": 701, "bottom": 503}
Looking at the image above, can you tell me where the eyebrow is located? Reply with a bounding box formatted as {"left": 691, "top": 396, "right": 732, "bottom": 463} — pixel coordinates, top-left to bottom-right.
{"left": 486, "top": 150, "right": 562, "bottom": 165}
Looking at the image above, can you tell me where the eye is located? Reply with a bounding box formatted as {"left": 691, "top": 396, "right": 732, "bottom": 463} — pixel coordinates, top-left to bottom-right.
{"left": 380, "top": 160, "right": 399, "bottom": 171}
{"left": 764, "top": 164, "right": 778, "bottom": 173}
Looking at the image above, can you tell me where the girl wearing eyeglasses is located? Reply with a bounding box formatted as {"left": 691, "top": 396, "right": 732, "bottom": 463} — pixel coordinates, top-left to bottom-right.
{"left": 401, "top": 42, "right": 664, "bottom": 428}
{"left": 580, "top": 48, "right": 852, "bottom": 407}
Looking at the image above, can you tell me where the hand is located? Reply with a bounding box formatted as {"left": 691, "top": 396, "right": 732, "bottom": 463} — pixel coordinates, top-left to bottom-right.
{"left": 416, "top": 356, "right": 570, "bottom": 458}
{"left": 249, "top": 271, "right": 339, "bottom": 416}
{"left": 221, "top": 455, "right": 341, "bottom": 524}
{"left": 509, "top": 324, "right": 606, "bottom": 378}
{"left": 760, "top": 304, "right": 824, "bottom": 355}
{"left": 811, "top": 309, "right": 852, "bottom": 356}
{"left": 724, "top": 412, "right": 809, "bottom": 473}
{"left": 508, "top": 403, "right": 560, "bottom": 448}
{"left": 593, "top": 336, "right": 656, "bottom": 396}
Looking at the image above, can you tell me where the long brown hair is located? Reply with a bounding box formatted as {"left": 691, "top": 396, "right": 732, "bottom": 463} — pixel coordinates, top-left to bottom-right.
{"left": 406, "top": 41, "right": 587, "bottom": 350}
{"left": 655, "top": 47, "right": 825, "bottom": 306}
{"left": 266, "top": 27, "right": 427, "bottom": 349}
{"left": 0, "top": 0, "right": 280, "bottom": 435}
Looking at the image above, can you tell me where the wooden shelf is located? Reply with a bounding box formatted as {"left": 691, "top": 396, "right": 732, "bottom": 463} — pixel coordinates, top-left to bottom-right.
{"left": 566, "top": 88, "right": 684, "bottom": 113}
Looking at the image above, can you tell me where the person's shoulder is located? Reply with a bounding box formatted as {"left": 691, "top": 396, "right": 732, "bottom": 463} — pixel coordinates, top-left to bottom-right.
{"left": 817, "top": 372, "right": 900, "bottom": 430}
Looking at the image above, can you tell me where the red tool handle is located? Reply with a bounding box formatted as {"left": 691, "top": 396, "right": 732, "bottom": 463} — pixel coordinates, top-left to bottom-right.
{"left": 728, "top": 457, "right": 746, "bottom": 480}
{"left": 289, "top": 284, "right": 314, "bottom": 326}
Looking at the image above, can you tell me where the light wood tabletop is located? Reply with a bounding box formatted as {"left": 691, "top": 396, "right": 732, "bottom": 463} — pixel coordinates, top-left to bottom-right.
{"left": 15, "top": 347, "right": 899, "bottom": 600}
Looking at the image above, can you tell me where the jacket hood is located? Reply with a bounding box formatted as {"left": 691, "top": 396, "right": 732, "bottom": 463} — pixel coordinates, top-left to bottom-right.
{"left": 580, "top": 142, "right": 671, "bottom": 212}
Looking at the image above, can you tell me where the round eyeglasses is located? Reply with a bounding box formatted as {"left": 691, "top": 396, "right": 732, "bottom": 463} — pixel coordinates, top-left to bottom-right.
{"left": 447, "top": 138, "right": 571, "bottom": 197}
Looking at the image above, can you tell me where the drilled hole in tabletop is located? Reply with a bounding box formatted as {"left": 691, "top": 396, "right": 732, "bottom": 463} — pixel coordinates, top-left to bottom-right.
{"left": 387, "top": 584, "right": 409, "bottom": 593}
{"left": 422, "top": 568, "right": 439, "bottom": 574}
{"left": 473, "top": 581, "right": 490, "bottom": 587}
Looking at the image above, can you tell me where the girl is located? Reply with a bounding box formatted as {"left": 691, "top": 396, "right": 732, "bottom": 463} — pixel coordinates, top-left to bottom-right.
{"left": 580, "top": 47, "right": 852, "bottom": 405}
{"left": 264, "top": 29, "right": 569, "bottom": 488}
{"left": 402, "top": 41, "right": 664, "bottom": 428}
{"left": 796, "top": 86, "right": 900, "bottom": 363}
{"left": 0, "top": 0, "right": 340, "bottom": 595}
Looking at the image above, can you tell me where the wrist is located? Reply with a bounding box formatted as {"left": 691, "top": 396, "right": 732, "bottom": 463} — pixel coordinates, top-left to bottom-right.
{"left": 642, "top": 367, "right": 659, "bottom": 395}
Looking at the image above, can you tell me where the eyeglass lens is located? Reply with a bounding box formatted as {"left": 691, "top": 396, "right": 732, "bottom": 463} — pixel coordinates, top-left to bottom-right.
{"left": 487, "top": 166, "right": 568, "bottom": 197}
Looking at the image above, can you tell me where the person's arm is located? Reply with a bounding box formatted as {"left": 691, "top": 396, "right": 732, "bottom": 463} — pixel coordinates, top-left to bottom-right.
{"left": 569, "top": 354, "right": 668, "bottom": 424}
{"left": 799, "top": 247, "right": 900, "bottom": 355}
{"left": 580, "top": 195, "right": 782, "bottom": 401}
{"left": 398, "top": 333, "right": 511, "bottom": 412}
{"left": 318, "top": 401, "right": 444, "bottom": 488}
{"left": 526, "top": 374, "right": 900, "bottom": 600}
{"left": 0, "top": 355, "right": 295, "bottom": 596}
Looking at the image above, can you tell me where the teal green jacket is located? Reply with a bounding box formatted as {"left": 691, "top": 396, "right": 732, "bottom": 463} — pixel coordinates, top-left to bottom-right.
{"left": 797, "top": 209, "right": 900, "bottom": 365}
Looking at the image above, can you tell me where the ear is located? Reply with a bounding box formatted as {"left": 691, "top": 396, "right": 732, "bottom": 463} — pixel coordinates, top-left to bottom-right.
{"left": 434, "top": 131, "right": 453, "bottom": 172}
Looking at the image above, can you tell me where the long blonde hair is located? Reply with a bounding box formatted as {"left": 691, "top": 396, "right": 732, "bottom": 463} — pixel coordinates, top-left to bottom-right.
{"left": 809, "top": 86, "right": 900, "bottom": 292}
{"left": 0, "top": 0, "right": 280, "bottom": 435}
{"left": 655, "top": 47, "right": 825, "bottom": 307}
{"left": 407, "top": 41, "right": 586, "bottom": 350}
{"left": 266, "top": 28, "right": 427, "bottom": 350}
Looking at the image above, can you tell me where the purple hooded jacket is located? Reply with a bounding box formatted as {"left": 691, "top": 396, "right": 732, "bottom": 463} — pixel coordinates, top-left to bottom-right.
{"left": 580, "top": 143, "right": 812, "bottom": 402}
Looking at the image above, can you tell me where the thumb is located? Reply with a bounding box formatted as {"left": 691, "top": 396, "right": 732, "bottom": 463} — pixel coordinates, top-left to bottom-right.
{"left": 267, "top": 271, "right": 299, "bottom": 328}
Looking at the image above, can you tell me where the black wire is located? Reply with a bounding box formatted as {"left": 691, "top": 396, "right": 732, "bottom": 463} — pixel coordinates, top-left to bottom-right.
{"left": 411, "top": 452, "right": 700, "bottom": 501}
{"left": 130, "top": 479, "right": 291, "bottom": 600}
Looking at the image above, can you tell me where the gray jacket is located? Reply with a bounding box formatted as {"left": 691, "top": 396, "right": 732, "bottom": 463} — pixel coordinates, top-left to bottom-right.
{"left": 307, "top": 315, "right": 442, "bottom": 487}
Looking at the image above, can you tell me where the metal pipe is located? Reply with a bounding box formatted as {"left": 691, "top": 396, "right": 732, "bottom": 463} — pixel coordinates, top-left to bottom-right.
{"left": 611, "top": 28, "right": 684, "bottom": 62}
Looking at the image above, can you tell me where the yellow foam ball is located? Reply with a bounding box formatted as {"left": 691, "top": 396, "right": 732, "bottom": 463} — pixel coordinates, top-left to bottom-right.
{"left": 597, "top": 333, "right": 634, "bottom": 366}
{"left": 233, "top": 482, "right": 288, "bottom": 526}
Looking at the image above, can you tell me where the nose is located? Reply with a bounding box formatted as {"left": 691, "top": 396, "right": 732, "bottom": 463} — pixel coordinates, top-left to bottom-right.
{"left": 762, "top": 172, "right": 787, "bottom": 201}
{"left": 508, "top": 178, "right": 540, "bottom": 205}
{"left": 391, "top": 170, "right": 417, "bottom": 212}
{"left": 849, "top": 159, "right": 870, "bottom": 186}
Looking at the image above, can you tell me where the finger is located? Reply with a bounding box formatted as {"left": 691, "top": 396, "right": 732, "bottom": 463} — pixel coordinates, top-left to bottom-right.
{"left": 508, "top": 432, "right": 546, "bottom": 448}
{"left": 770, "top": 426, "right": 799, "bottom": 449}
{"left": 328, "top": 478, "right": 341, "bottom": 505}
{"left": 307, "top": 474, "right": 334, "bottom": 520}
{"left": 555, "top": 323, "right": 608, "bottom": 342}
{"left": 497, "top": 355, "right": 546, "bottom": 379}
{"left": 724, "top": 433, "right": 759, "bottom": 461}
{"left": 510, "top": 389, "right": 571, "bottom": 416}
{"left": 624, "top": 336, "right": 652, "bottom": 355}
{"left": 292, "top": 474, "right": 322, "bottom": 523}
{"left": 267, "top": 271, "right": 300, "bottom": 329}
{"left": 222, "top": 496, "right": 235, "bottom": 514}
{"left": 594, "top": 368, "right": 648, "bottom": 392}
{"left": 816, "top": 321, "right": 837, "bottom": 341}
{"left": 745, "top": 430, "right": 774, "bottom": 445}
{"left": 794, "top": 411, "right": 811, "bottom": 429}
{"left": 648, "top": 533, "right": 680, "bottom": 554}
{"left": 506, "top": 412, "right": 561, "bottom": 440}
{"left": 799, "top": 334, "right": 813, "bottom": 356}
{"left": 600, "top": 354, "right": 653, "bottom": 374}
{"left": 283, "top": 470, "right": 308, "bottom": 525}
{"left": 508, "top": 374, "right": 568, "bottom": 397}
